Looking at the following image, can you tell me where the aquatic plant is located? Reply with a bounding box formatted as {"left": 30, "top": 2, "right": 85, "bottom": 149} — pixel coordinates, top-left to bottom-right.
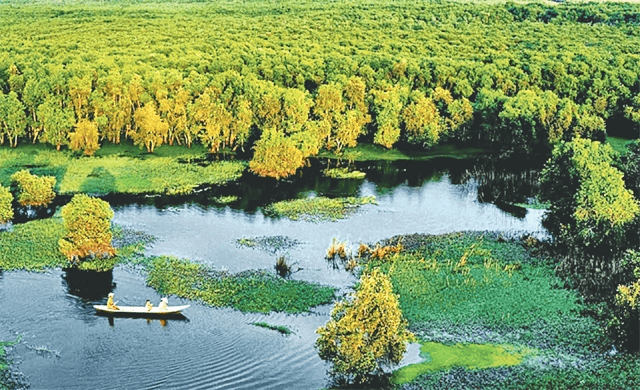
{"left": 0, "top": 218, "right": 68, "bottom": 271}
{"left": 323, "top": 168, "right": 366, "bottom": 179}
{"left": 265, "top": 196, "right": 376, "bottom": 222}
{"left": 212, "top": 195, "right": 238, "bottom": 204}
{"left": 251, "top": 322, "right": 293, "bottom": 336}
{"left": 326, "top": 238, "right": 349, "bottom": 261}
{"left": 391, "top": 342, "right": 530, "bottom": 385}
{"left": 236, "top": 235, "right": 302, "bottom": 255}
{"left": 274, "top": 255, "right": 293, "bottom": 278}
{"left": 146, "top": 256, "right": 335, "bottom": 314}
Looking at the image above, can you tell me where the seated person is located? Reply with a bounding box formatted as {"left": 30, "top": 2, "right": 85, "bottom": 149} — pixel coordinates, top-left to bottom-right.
{"left": 158, "top": 297, "right": 169, "bottom": 311}
{"left": 107, "top": 293, "right": 119, "bottom": 310}
{"left": 145, "top": 299, "right": 153, "bottom": 311}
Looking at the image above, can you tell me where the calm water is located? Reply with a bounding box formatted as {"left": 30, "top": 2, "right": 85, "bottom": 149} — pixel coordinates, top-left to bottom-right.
{"left": 0, "top": 158, "right": 546, "bottom": 389}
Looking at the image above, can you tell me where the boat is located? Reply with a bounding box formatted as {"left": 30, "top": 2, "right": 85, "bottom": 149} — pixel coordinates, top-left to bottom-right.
{"left": 94, "top": 304, "right": 190, "bottom": 315}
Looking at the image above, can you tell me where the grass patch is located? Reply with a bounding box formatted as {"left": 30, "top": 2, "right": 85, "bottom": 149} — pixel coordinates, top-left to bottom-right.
{"left": 0, "top": 219, "right": 154, "bottom": 272}
{"left": 323, "top": 168, "right": 366, "bottom": 179}
{"left": 146, "top": 256, "right": 335, "bottom": 314}
{"left": 251, "top": 322, "right": 293, "bottom": 336}
{"left": 264, "top": 196, "right": 376, "bottom": 222}
{"left": 392, "top": 342, "right": 529, "bottom": 385}
{"left": 0, "top": 147, "right": 245, "bottom": 195}
{"left": 317, "top": 143, "right": 486, "bottom": 162}
{"left": 606, "top": 136, "right": 636, "bottom": 156}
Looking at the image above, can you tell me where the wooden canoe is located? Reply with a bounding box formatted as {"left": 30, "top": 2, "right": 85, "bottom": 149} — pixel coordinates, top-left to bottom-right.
{"left": 94, "top": 304, "right": 190, "bottom": 315}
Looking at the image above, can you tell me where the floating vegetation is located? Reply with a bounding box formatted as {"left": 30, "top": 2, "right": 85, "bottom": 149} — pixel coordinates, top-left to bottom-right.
{"left": 265, "top": 196, "right": 377, "bottom": 222}
{"left": 146, "top": 256, "right": 335, "bottom": 314}
{"left": 251, "top": 322, "right": 293, "bottom": 336}
{"left": 236, "top": 235, "right": 302, "bottom": 255}
{"left": 213, "top": 195, "right": 239, "bottom": 204}
{"left": 25, "top": 344, "right": 61, "bottom": 359}
{"left": 391, "top": 342, "right": 530, "bottom": 384}
{"left": 323, "top": 168, "right": 366, "bottom": 179}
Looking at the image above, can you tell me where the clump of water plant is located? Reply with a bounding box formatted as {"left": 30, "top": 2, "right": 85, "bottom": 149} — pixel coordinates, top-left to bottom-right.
{"left": 326, "top": 238, "right": 349, "bottom": 261}
{"left": 251, "top": 322, "right": 293, "bottom": 336}
{"left": 275, "top": 255, "right": 294, "bottom": 278}
{"left": 213, "top": 195, "right": 238, "bottom": 204}
{"left": 324, "top": 167, "right": 366, "bottom": 179}
{"left": 236, "top": 235, "right": 302, "bottom": 255}
{"left": 265, "top": 195, "right": 376, "bottom": 222}
{"left": 147, "top": 256, "right": 335, "bottom": 313}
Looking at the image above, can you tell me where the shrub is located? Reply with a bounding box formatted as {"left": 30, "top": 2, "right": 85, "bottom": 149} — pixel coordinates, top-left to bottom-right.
{"left": 0, "top": 185, "right": 13, "bottom": 224}
{"left": 58, "top": 194, "right": 115, "bottom": 262}
{"left": 316, "top": 269, "right": 414, "bottom": 384}
{"left": 10, "top": 169, "right": 56, "bottom": 207}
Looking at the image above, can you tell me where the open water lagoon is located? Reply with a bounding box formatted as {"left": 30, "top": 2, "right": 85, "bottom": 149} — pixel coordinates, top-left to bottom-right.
{"left": 1, "top": 158, "right": 546, "bottom": 389}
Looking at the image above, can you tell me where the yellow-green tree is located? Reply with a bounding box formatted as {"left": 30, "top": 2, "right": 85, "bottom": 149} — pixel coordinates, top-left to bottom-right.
{"left": 11, "top": 170, "right": 56, "bottom": 207}
{"left": 249, "top": 128, "right": 305, "bottom": 179}
{"left": 315, "top": 269, "right": 414, "bottom": 384}
{"left": 372, "top": 86, "right": 406, "bottom": 149}
{"left": 132, "top": 102, "right": 168, "bottom": 153}
{"left": 0, "top": 185, "right": 13, "bottom": 224}
{"left": 58, "top": 194, "right": 115, "bottom": 263}
{"left": 69, "top": 119, "right": 100, "bottom": 156}
{"left": 402, "top": 91, "right": 442, "bottom": 147}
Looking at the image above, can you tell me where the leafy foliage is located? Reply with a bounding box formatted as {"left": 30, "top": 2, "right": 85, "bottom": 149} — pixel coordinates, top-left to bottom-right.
{"left": 58, "top": 194, "right": 115, "bottom": 262}
{"left": 0, "top": 218, "right": 68, "bottom": 271}
{"left": 315, "top": 269, "right": 414, "bottom": 384}
{"left": 10, "top": 169, "right": 56, "bottom": 207}
{"left": 0, "top": 184, "right": 12, "bottom": 224}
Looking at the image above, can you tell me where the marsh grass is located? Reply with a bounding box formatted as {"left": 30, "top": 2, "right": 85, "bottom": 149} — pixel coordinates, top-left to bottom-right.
{"left": 318, "top": 143, "right": 486, "bottom": 162}
{"left": 146, "top": 256, "right": 335, "bottom": 313}
{"left": 251, "top": 322, "right": 293, "bottom": 336}
{"left": 265, "top": 196, "right": 376, "bottom": 222}
{"left": 0, "top": 148, "right": 245, "bottom": 195}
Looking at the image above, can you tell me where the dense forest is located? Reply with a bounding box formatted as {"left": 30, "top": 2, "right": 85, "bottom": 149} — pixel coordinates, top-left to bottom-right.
{"left": 2, "top": 0, "right": 640, "bottom": 177}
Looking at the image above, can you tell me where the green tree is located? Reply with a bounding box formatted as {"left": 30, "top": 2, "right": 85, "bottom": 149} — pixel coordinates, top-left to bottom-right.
{"left": 10, "top": 170, "right": 56, "bottom": 207}
{"left": 315, "top": 269, "right": 414, "bottom": 384}
{"left": 372, "top": 86, "right": 406, "bottom": 149}
{"left": 0, "top": 184, "right": 13, "bottom": 224}
{"left": 0, "top": 91, "right": 27, "bottom": 147}
{"left": 540, "top": 138, "right": 639, "bottom": 247}
{"left": 58, "top": 194, "right": 115, "bottom": 263}
{"left": 38, "top": 96, "right": 75, "bottom": 150}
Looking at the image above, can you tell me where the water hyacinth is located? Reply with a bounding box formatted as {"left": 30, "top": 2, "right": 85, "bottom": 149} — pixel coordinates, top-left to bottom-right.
{"left": 265, "top": 196, "right": 376, "bottom": 222}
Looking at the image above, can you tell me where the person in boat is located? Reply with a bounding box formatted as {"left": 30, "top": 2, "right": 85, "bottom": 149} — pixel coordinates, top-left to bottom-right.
{"left": 158, "top": 297, "right": 169, "bottom": 312}
{"left": 107, "top": 293, "right": 119, "bottom": 310}
{"left": 145, "top": 299, "right": 153, "bottom": 311}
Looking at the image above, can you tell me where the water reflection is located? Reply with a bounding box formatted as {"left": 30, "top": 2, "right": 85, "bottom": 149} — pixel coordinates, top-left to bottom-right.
{"left": 62, "top": 268, "right": 115, "bottom": 301}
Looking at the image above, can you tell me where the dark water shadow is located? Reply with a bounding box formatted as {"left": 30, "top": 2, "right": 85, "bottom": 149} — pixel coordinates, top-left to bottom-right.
{"left": 62, "top": 268, "right": 115, "bottom": 301}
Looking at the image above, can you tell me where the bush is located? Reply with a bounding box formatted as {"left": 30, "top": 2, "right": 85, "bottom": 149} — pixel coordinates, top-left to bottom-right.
{"left": 10, "top": 169, "right": 56, "bottom": 207}
{"left": 315, "top": 269, "right": 414, "bottom": 384}
{"left": 58, "top": 194, "right": 115, "bottom": 262}
{"left": 0, "top": 185, "right": 13, "bottom": 224}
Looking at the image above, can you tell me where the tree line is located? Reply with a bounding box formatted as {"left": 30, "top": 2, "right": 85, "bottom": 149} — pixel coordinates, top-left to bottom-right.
{"left": 2, "top": 0, "right": 640, "bottom": 177}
